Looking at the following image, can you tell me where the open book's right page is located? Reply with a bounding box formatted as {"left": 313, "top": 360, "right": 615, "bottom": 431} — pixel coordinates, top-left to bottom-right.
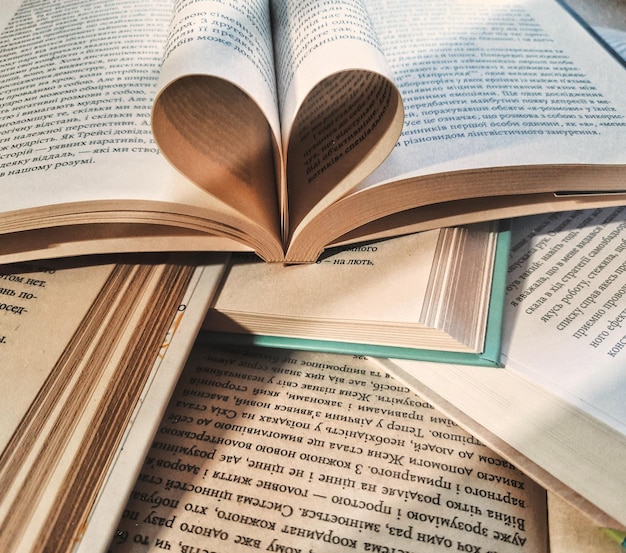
{"left": 502, "top": 207, "right": 626, "bottom": 436}
{"left": 360, "top": 0, "right": 626, "bottom": 190}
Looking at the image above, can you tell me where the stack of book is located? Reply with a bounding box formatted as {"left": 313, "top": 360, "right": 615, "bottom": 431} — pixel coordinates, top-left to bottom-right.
{"left": 0, "top": 0, "right": 625, "bottom": 551}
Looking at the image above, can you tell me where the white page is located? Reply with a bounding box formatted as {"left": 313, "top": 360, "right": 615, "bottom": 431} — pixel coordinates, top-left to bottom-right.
{"left": 361, "top": 0, "right": 626, "bottom": 190}
{"left": 0, "top": 0, "right": 218, "bottom": 215}
{"left": 503, "top": 207, "right": 626, "bottom": 433}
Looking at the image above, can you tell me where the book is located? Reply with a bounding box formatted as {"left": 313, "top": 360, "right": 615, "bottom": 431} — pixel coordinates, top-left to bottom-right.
{"left": 374, "top": 205, "right": 626, "bottom": 529}
{"left": 0, "top": 253, "right": 228, "bottom": 552}
{"left": 0, "top": 258, "right": 609, "bottom": 553}
{"left": 106, "top": 344, "right": 550, "bottom": 553}
{"left": 201, "top": 221, "right": 509, "bottom": 366}
{"left": 2, "top": 0, "right": 626, "bottom": 264}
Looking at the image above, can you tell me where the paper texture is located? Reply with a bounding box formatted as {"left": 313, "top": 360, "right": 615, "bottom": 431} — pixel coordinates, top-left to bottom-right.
{"left": 108, "top": 346, "right": 548, "bottom": 552}
{"left": 503, "top": 207, "right": 626, "bottom": 433}
{"left": 0, "top": 259, "right": 114, "bottom": 451}
{"left": 76, "top": 258, "right": 229, "bottom": 552}
{"left": 204, "top": 223, "right": 503, "bottom": 362}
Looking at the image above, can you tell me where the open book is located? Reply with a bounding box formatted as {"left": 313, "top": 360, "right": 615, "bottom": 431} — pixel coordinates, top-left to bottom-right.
{"left": 0, "top": 254, "right": 227, "bottom": 552}
{"left": 2, "top": 0, "right": 626, "bottom": 263}
{"left": 201, "top": 222, "right": 509, "bottom": 365}
{"left": 375, "top": 206, "right": 626, "bottom": 530}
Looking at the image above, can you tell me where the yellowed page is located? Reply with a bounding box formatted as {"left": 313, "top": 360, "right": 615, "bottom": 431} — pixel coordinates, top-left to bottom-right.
{"left": 0, "top": 259, "right": 114, "bottom": 451}
{"left": 211, "top": 230, "right": 438, "bottom": 331}
{"left": 0, "top": 256, "right": 224, "bottom": 552}
{"left": 151, "top": 0, "right": 282, "bottom": 239}
{"left": 109, "top": 346, "right": 548, "bottom": 552}
{"left": 1, "top": 265, "right": 172, "bottom": 551}
{"left": 152, "top": 0, "right": 404, "bottom": 252}
{"left": 77, "top": 257, "right": 229, "bottom": 552}
{"left": 272, "top": 0, "right": 403, "bottom": 243}
{"left": 548, "top": 493, "right": 623, "bottom": 553}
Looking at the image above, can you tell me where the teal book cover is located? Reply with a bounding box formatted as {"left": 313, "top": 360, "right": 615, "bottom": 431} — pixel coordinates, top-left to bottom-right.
{"left": 199, "top": 225, "right": 509, "bottom": 368}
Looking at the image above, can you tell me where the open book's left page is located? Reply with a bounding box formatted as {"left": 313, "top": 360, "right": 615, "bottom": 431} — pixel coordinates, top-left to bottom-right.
{"left": 0, "top": 258, "right": 114, "bottom": 451}
{"left": 108, "top": 345, "right": 548, "bottom": 553}
{"left": 0, "top": 0, "right": 260, "bottom": 262}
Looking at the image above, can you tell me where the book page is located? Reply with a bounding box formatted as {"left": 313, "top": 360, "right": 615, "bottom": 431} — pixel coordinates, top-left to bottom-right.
{"left": 0, "top": 256, "right": 219, "bottom": 552}
{"left": 284, "top": 0, "right": 626, "bottom": 261}
{"left": 156, "top": 0, "right": 279, "bottom": 136}
{"left": 0, "top": 259, "right": 114, "bottom": 451}
{"left": 503, "top": 207, "right": 626, "bottom": 432}
{"left": 151, "top": 0, "right": 281, "bottom": 234}
{"left": 372, "top": 207, "right": 626, "bottom": 527}
{"left": 0, "top": 0, "right": 281, "bottom": 260}
{"left": 564, "top": 0, "right": 626, "bottom": 32}
{"left": 0, "top": 0, "right": 19, "bottom": 29}
{"left": 204, "top": 223, "right": 496, "bottom": 353}
{"left": 272, "top": 0, "right": 390, "bottom": 138}
{"left": 207, "top": 230, "right": 439, "bottom": 336}
{"left": 548, "top": 493, "right": 622, "bottom": 553}
{"left": 373, "top": 354, "right": 626, "bottom": 528}
{"left": 76, "top": 258, "right": 229, "bottom": 552}
{"left": 271, "top": 0, "right": 403, "bottom": 242}
{"left": 0, "top": 0, "right": 179, "bottom": 210}
{"left": 109, "top": 345, "right": 548, "bottom": 553}
{"left": 153, "top": 0, "right": 404, "bottom": 247}
{"left": 361, "top": 0, "right": 626, "bottom": 189}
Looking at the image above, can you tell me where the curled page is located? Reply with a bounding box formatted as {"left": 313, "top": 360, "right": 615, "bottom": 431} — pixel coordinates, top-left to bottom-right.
{"left": 152, "top": 0, "right": 403, "bottom": 256}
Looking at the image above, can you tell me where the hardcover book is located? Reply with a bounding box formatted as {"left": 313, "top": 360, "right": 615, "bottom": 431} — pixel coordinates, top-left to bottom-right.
{"left": 201, "top": 222, "right": 509, "bottom": 365}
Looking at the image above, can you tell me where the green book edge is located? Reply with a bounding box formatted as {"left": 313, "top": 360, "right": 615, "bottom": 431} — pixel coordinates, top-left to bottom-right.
{"left": 199, "top": 226, "right": 510, "bottom": 368}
